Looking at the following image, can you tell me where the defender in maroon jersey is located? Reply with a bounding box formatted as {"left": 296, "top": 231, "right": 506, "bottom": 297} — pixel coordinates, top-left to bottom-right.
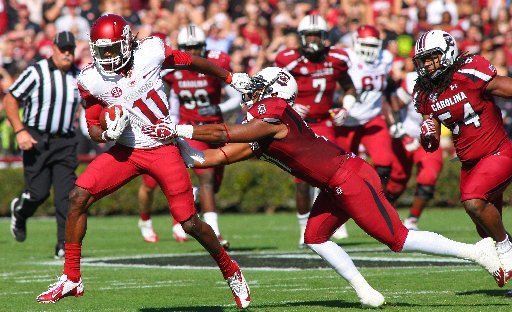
{"left": 143, "top": 67, "right": 506, "bottom": 306}
{"left": 274, "top": 15, "right": 357, "bottom": 246}
{"left": 413, "top": 30, "right": 512, "bottom": 282}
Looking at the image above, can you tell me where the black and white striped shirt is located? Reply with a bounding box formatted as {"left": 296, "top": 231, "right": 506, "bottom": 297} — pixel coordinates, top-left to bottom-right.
{"left": 9, "top": 58, "right": 81, "bottom": 135}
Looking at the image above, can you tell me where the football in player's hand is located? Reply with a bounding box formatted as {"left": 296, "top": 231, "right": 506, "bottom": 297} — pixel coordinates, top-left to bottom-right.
{"left": 100, "top": 104, "right": 124, "bottom": 130}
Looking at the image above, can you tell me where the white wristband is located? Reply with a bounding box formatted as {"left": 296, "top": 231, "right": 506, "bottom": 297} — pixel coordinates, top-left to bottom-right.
{"left": 342, "top": 94, "right": 356, "bottom": 111}
{"left": 176, "top": 125, "right": 194, "bottom": 139}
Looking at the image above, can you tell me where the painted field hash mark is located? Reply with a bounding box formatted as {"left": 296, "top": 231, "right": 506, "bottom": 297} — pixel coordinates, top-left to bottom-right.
{"left": 72, "top": 250, "right": 474, "bottom": 270}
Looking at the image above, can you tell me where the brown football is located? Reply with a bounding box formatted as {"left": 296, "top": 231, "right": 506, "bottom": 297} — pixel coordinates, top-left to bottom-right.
{"left": 99, "top": 104, "right": 124, "bottom": 130}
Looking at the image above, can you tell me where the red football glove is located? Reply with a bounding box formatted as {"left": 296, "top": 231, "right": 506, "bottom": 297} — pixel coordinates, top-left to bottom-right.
{"left": 420, "top": 119, "right": 439, "bottom": 152}
{"left": 141, "top": 119, "right": 177, "bottom": 140}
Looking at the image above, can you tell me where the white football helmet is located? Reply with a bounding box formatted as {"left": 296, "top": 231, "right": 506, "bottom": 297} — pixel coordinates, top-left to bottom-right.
{"left": 413, "top": 30, "right": 458, "bottom": 79}
{"left": 243, "top": 67, "right": 297, "bottom": 108}
{"left": 297, "top": 15, "right": 328, "bottom": 60}
{"left": 353, "top": 25, "right": 382, "bottom": 63}
{"left": 177, "top": 24, "right": 206, "bottom": 56}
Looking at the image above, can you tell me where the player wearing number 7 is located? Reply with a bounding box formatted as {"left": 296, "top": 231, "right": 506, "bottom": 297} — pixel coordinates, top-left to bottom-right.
{"left": 36, "top": 14, "right": 251, "bottom": 309}
{"left": 413, "top": 30, "right": 512, "bottom": 282}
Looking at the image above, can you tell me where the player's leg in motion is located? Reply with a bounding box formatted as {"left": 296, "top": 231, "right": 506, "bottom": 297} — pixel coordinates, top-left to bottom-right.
{"left": 403, "top": 148, "right": 443, "bottom": 230}
{"left": 360, "top": 116, "right": 393, "bottom": 188}
{"left": 137, "top": 175, "right": 159, "bottom": 243}
{"left": 188, "top": 139, "right": 229, "bottom": 248}
{"left": 305, "top": 156, "right": 505, "bottom": 307}
{"left": 295, "top": 179, "right": 311, "bottom": 248}
{"left": 305, "top": 193, "right": 384, "bottom": 308}
{"left": 460, "top": 152, "right": 512, "bottom": 282}
{"left": 37, "top": 145, "right": 142, "bottom": 303}
{"left": 151, "top": 145, "right": 249, "bottom": 308}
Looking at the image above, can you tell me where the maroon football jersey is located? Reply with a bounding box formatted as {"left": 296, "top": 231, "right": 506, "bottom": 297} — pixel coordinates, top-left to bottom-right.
{"left": 247, "top": 97, "right": 349, "bottom": 187}
{"left": 415, "top": 55, "right": 510, "bottom": 162}
{"left": 164, "top": 50, "right": 231, "bottom": 124}
{"left": 275, "top": 48, "right": 349, "bottom": 119}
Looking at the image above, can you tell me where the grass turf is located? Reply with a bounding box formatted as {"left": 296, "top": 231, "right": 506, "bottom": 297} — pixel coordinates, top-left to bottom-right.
{"left": 1, "top": 208, "right": 511, "bottom": 311}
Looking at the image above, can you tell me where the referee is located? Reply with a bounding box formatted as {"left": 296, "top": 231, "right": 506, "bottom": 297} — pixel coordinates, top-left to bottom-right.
{"left": 5, "top": 31, "right": 81, "bottom": 259}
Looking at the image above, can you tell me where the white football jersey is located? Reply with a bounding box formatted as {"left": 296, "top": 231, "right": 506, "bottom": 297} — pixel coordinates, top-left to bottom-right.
{"left": 396, "top": 72, "right": 422, "bottom": 139}
{"left": 79, "top": 37, "right": 172, "bottom": 148}
{"left": 343, "top": 48, "right": 393, "bottom": 126}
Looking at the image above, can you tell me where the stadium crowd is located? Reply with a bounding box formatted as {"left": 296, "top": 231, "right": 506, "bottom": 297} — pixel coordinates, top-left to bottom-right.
{"left": 1, "top": 0, "right": 512, "bottom": 157}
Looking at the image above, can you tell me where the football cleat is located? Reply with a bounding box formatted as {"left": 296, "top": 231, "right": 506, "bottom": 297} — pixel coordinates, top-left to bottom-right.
{"left": 172, "top": 223, "right": 189, "bottom": 242}
{"left": 331, "top": 224, "right": 349, "bottom": 240}
{"left": 138, "top": 219, "right": 159, "bottom": 243}
{"left": 37, "top": 274, "right": 84, "bottom": 303}
{"left": 218, "top": 235, "right": 230, "bottom": 250}
{"left": 498, "top": 247, "right": 512, "bottom": 284}
{"left": 473, "top": 237, "right": 505, "bottom": 287}
{"left": 225, "top": 261, "right": 250, "bottom": 309}
{"left": 10, "top": 198, "right": 26, "bottom": 242}
{"left": 358, "top": 287, "right": 386, "bottom": 308}
{"left": 403, "top": 217, "right": 419, "bottom": 231}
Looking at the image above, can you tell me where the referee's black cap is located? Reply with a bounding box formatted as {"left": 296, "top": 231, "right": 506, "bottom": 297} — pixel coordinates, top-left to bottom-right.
{"left": 54, "top": 31, "right": 76, "bottom": 49}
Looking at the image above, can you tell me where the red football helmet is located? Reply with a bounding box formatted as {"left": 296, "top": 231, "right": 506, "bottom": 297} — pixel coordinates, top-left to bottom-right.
{"left": 89, "top": 14, "right": 133, "bottom": 74}
{"left": 353, "top": 25, "right": 382, "bottom": 63}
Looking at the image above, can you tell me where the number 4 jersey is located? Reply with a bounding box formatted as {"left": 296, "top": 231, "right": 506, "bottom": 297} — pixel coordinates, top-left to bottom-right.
{"left": 164, "top": 50, "right": 231, "bottom": 124}
{"left": 414, "top": 55, "right": 511, "bottom": 162}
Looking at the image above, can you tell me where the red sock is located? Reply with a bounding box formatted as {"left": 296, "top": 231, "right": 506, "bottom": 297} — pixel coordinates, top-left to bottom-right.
{"left": 409, "top": 207, "right": 422, "bottom": 219}
{"left": 211, "top": 247, "right": 237, "bottom": 279}
{"left": 140, "top": 212, "right": 151, "bottom": 221}
{"left": 63, "top": 243, "right": 82, "bottom": 282}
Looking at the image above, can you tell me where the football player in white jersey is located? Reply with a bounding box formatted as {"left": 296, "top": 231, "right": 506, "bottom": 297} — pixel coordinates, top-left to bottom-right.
{"left": 386, "top": 71, "right": 444, "bottom": 230}
{"left": 333, "top": 25, "right": 396, "bottom": 187}
{"left": 36, "top": 14, "right": 251, "bottom": 309}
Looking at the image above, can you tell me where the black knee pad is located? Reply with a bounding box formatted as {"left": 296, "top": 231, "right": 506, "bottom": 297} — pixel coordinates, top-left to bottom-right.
{"left": 386, "top": 192, "right": 400, "bottom": 204}
{"left": 375, "top": 166, "right": 391, "bottom": 185}
{"left": 414, "top": 184, "right": 435, "bottom": 201}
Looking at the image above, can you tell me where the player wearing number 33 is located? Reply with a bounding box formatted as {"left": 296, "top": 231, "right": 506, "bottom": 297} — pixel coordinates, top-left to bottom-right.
{"left": 36, "top": 14, "right": 251, "bottom": 309}
{"left": 413, "top": 30, "right": 512, "bottom": 282}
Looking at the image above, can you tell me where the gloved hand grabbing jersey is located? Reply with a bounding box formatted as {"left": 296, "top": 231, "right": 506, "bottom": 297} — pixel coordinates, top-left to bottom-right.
{"left": 141, "top": 118, "right": 193, "bottom": 140}
{"left": 102, "top": 106, "right": 130, "bottom": 141}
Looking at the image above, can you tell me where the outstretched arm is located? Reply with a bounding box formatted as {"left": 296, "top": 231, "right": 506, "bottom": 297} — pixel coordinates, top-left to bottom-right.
{"left": 195, "top": 143, "right": 254, "bottom": 168}
{"left": 180, "top": 118, "right": 288, "bottom": 143}
{"left": 485, "top": 75, "right": 512, "bottom": 98}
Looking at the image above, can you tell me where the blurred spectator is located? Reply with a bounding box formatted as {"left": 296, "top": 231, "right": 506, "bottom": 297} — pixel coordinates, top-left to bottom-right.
{"left": 427, "top": 0, "right": 458, "bottom": 26}
{"left": 79, "top": 0, "right": 100, "bottom": 26}
{"left": 327, "top": 9, "right": 349, "bottom": 46}
{"left": 459, "top": 25, "right": 482, "bottom": 55}
{"left": 206, "top": 22, "right": 235, "bottom": 54}
{"left": 437, "top": 11, "right": 464, "bottom": 41}
{"left": 42, "top": 0, "right": 66, "bottom": 24}
{"left": 11, "top": 3, "right": 41, "bottom": 33}
{"left": 121, "top": 0, "right": 141, "bottom": 26}
{"left": 55, "top": 0, "right": 90, "bottom": 41}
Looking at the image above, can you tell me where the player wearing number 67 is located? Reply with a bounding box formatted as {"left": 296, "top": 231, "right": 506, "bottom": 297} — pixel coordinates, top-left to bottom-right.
{"left": 413, "top": 30, "right": 512, "bottom": 282}
{"left": 37, "top": 14, "right": 251, "bottom": 309}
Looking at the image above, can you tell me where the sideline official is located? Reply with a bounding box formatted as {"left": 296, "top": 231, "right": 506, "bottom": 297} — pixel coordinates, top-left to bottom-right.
{"left": 5, "top": 31, "right": 81, "bottom": 259}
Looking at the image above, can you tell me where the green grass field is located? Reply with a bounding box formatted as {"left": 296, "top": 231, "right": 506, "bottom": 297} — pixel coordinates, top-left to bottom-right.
{"left": 1, "top": 208, "right": 511, "bottom": 311}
